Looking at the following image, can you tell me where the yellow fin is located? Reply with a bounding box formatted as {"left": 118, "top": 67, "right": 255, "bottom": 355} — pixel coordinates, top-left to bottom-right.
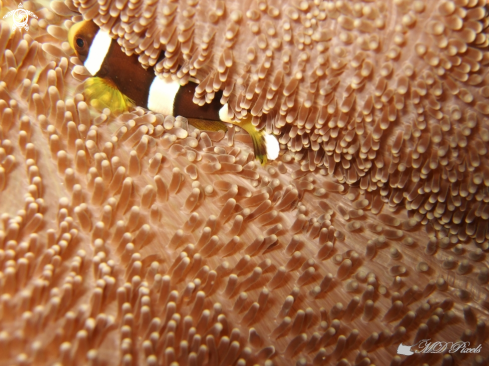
{"left": 83, "top": 77, "right": 134, "bottom": 115}
{"left": 187, "top": 118, "right": 228, "bottom": 132}
{"left": 234, "top": 118, "right": 268, "bottom": 165}
{"left": 188, "top": 117, "right": 269, "bottom": 165}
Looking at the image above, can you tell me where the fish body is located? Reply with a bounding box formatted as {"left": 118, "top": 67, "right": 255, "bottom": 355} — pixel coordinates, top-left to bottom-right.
{"left": 68, "top": 21, "right": 279, "bottom": 164}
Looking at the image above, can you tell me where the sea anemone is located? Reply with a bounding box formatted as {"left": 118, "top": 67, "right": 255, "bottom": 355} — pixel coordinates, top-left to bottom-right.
{"left": 0, "top": 0, "right": 488, "bottom": 365}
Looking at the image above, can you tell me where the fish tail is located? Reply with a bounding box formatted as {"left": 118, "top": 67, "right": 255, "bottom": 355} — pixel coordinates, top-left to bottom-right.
{"left": 239, "top": 119, "right": 268, "bottom": 165}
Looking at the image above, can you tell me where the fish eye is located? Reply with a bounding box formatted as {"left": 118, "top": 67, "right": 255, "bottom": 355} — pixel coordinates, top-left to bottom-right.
{"left": 76, "top": 38, "right": 84, "bottom": 48}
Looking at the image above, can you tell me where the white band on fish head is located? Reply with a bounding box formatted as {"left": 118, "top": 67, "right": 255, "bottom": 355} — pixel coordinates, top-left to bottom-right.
{"left": 84, "top": 30, "right": 112, "bottom": 76}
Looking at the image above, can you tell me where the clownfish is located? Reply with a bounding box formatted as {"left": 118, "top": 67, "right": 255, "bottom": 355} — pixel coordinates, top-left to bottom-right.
{"left": 68, "top": 21, "right": 279, "bottom": 164}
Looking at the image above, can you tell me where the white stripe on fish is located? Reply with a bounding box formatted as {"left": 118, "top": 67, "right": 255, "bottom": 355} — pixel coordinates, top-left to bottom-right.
{"left": 147, "top": 76, "right": 181, "bottom": 116}
{"left": 84, "top": 29, "right": 112, "bottom": 76}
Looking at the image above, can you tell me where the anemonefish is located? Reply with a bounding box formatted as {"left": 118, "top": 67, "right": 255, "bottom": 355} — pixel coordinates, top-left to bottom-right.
{"left": 68, "top": 21, "right": 279, "bottom": 164}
